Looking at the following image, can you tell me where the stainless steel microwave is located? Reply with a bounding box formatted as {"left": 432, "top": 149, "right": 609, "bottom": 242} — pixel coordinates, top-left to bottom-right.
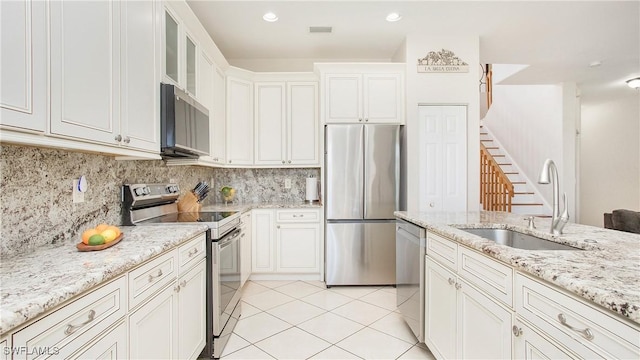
{"left": 160, "top": 83, "right": 210, "bottom": 158}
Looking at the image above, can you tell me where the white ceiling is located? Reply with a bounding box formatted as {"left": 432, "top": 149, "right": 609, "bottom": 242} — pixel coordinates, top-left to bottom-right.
{"left": 187, "top": 1, "right": 640, "bottom": 104}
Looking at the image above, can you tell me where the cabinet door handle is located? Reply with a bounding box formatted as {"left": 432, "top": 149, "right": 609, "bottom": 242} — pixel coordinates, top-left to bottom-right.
{"left": 455, "top": 283, "right": 462, "bottom": 290}
{"left": 557, "top": 314, "right": 594, "bottom": 340}
{"left": 448, "top": 278, "right": 455, "bottom": 286}
{"left": 429, "top": 202, "right": 435, "bottom": 208}
{"left": 65, "top": 310, "right": 96, "bottom": 336}
{"left": 277, "top": 225, "right": 280, "bottom": 229}
{"left": 512, "top": 325, "right": 522, "bottom": 337}
{"left": 359, "top": 118, "right": 363, "bottom": 122}
{"left": 180, "top": 280, "right": 187, "bottom": 288}
{"left": 229, "top": 160, "right": 232, "bottom": 163}
{"left": 174, "top": 285, "right": 181, "bottom": 293}
{"left": 282, "top": 160, "right": 285, "bottom": 164}
{"left": 148, "top": 269, "right": 163, "bottom": 283}
{"left": 288, "top": 160, "right": 292, "bottom": 164}
{"left": 365, "top": 118, "right": 369, "bottom": 122}
{"left": 114, "top": 134, "right": 122, "bottom": 142}
{"left": 123, "top": 136, "right": 131, "bottom": 144}
{"left": 188, "top": 248, "right": 198, "bottom": 257}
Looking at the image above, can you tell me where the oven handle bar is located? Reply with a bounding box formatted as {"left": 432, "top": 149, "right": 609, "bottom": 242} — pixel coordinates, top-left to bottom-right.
{"left": 218, "top": 228, "right": 241, "bottom": 248}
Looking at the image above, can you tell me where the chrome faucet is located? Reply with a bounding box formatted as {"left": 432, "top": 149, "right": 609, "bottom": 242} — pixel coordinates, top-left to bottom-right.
{"left": 538, "top": 159, "right": 569, "bottom": 235}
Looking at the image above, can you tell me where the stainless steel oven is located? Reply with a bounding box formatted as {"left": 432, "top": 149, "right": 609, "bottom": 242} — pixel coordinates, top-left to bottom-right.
{"left": 209, "top": 227, "right": 242, "bottom": 358}
{"left": 396, "top": 219, "right": 426, "bottom": 342}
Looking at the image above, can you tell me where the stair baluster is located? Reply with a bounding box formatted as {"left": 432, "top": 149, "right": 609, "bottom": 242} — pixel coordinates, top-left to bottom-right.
{"left": 480, "top": 143, "right": 514, "bottom": 212}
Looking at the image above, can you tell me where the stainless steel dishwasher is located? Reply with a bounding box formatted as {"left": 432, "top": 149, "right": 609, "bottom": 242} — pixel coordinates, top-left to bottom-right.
{"left": 396, "top": 219, "right": 426, "bottom": 342}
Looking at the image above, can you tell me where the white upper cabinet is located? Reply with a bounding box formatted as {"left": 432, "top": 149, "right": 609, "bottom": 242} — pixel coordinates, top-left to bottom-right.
{"left": 163, "top": 8, "right": 180, "bottom": 85}
{"left": 50, "top": 0, "right": 160, "bottom": 153}
{"left": 185, "top": 33, "right": 197, "bottom": 97}
{"left": 321, "top": 65, "right": 404, "bottom": 124}
{"left": 288, "top": 82, "right": 319, "bottom": 165}
{"left": 120, "top": 0, "right": 161, "bottom": 152}
{"left": 226, "top": 76, "right": 254, "bottom": 165}
{"left": 211, "top": 67, "right": 226, "bottom": 164}
{"left": 254, "top": 81, "right": 319, "bottom": 167}
{"left": 0, "top": 0, "right": 47, "bottom": 132}
{"left": 254, "top": 82, "right": 286, "bottom": 165}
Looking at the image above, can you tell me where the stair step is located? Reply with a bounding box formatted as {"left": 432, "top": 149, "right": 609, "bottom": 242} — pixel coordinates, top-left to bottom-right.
{"left": 492, "top": 154, "right": 505, "bottom": 157}
{"left": 497, "top": 162, "right": 511, "bottom": 165}
{"left": 511, "top": 181, "right": 525, "bottom": 184}
{"left": 480, "top": 139, "right": 493, "bottom": 142}
{"left": 515, "top": 191, "right": 535, "bottom": 195}
{"left": 480, "top": 132, "right": 488, "bottom": 135}
{"left": 504, "top": 172, "right": 519, "bottom": 175}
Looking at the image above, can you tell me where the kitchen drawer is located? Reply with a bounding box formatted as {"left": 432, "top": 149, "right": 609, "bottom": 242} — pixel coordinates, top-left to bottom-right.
{"left": 426, "top": 232, "right": 458, "bottom": 271}
{"left": 515, "top": 273, "right": 640, "bottom": 359}
{"left": 129, "top": 250, "right": 178, "bottom": 309}
{"left": 458, "top": 246, "right": 513, "bottom": 307}
{"left": 276, "top": 209, "right": 320, "bottom": 223}
{"left": 12, "top": 276, "right": 126, "bottom": 359}
{"left": 178, "top": 233, "right": 206, "bottom": 273}
{"left": 67, "top": 320, "right": 127, "bottom": 359}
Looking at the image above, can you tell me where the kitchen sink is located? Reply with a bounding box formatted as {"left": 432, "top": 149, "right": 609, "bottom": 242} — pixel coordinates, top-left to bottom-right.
{"left": 459, "top": 228, "right": 581, "bottom": 251}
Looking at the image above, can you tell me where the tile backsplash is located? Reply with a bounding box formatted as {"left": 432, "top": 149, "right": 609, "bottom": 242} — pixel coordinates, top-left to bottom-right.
{"left": 0, "top": 144, "right": 321, "bottom": 256}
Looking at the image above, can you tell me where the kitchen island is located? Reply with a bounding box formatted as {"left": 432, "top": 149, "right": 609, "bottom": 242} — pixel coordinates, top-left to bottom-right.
{"left": 396, "top": 210, "right": 639, "bottom": 359}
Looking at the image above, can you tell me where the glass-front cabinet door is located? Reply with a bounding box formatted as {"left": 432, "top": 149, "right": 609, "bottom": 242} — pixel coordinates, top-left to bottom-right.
{"left": 186, "top": 35, "right": 197, "bottom": 96}
{"left": 165, "top": 10, "right": 179, "bottom": 84}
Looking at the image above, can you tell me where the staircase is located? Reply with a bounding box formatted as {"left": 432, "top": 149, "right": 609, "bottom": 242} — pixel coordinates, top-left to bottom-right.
{"left": 480, "top": 126, "right": 549, "bottom": 216}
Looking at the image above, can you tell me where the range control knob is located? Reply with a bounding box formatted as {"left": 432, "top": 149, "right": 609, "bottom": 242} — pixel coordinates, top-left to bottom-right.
{"left": 143, "top": 186, "right": 151, "bottom": 195}
{"left": 166, "top": 185, "right": 173, "bottom": 193}
{"left": 134, "top": 187, "right": 144, "bottom": 196}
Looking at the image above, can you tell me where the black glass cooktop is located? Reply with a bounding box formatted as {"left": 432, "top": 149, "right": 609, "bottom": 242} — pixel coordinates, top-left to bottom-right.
{"left": 141, "top": 211, "right": 239, "bottom": 225}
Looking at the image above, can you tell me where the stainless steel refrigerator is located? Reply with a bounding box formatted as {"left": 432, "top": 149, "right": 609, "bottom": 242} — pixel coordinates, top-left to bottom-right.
{"left": 325, "top": 124, "right": 400, "bottom": 286}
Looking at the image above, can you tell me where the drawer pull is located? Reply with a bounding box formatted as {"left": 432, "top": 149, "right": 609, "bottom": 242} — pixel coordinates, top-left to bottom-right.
{"left": 455, "top": 283, "right": 462, "bottom": 290}
{"left": 188, "top": 248, "right": 199, "bottom": 257}
{"left": 180, "top": 280, "right": 187, "bottom": 288}
{"left": 448, "top": 278, "right": 455, "bottom": 286}
{"left": 148, "top": 269, "right": 163, "bottom": 283}
{"left": 64, "top": 310, "right": 96, "bottom": 336}
{"left": 557, "top": 313, "right": 594, "bottom": 341}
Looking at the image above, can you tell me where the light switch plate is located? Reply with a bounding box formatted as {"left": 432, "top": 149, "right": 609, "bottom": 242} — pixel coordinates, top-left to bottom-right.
{"left": 73, "top": 179, "right": 84, "bottom": 203}
{"left": 284, "top": 178, "right": 292, "bottom": 189}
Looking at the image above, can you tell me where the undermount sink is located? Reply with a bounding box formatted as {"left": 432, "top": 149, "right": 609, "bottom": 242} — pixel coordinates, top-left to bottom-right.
{"left": 459, "top": 228, "right": 581, "bottom": 251}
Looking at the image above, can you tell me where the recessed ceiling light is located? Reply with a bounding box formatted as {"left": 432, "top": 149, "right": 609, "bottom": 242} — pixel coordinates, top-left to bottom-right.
{"left": 263, "top": 12, "right": 278, "bottom": 22}
{"left": 386, "top": 12, "right": 402, "bottom": 22}
{"left": 589, "top": 61, "right": 602, "bottom": 68}
{"left": 626, "top": 77, "right": 640, "bottom": 89}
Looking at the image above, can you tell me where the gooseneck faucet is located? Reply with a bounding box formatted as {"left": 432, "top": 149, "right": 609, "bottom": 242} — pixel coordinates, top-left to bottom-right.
{"left": 538, "top": 159, "right": 569, "bottom": 235}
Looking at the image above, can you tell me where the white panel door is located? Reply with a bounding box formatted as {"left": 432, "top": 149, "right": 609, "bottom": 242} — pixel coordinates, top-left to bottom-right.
{"left": 0, "top": 0, "right": 47, "bottom": 132}
{"left": 177, "top": 260, "right": 206, "bottom": 360}
{"left": 513, "top": 319, "right": 578, "bottom": 360}
{"left": 251, "top": 210, "right": 275, "bottom": 273}
{"left": 69, "top": 320, "right": 127, "bottom": 360}
{"left": 211, "top": 67, "right": 226, "bottom": 164}
{"left": 119, "top": 0, "right": 160, "bottom": 152}
{"left": 254, "top": 82, "right": 286, "bottom": 165}
{"left": 129, "top": 284, "right": 178, "bottom": 359}
{"left": 363, "top": 74, "right": 402, "bottom": 124}
{"left": 418, "top": 105, "right": 467, "bottom": 212}
{"left": 424, "top": 257, "right": 458, "bottom": 360}
{"left": 50, "top": 1, "right": 120, "bottom": 144}
{"left": 457, "top": 279, "right": 513, "bottom": 360}
{"left": 325, "top": 74, "right": 361, "bottom": 123}
{"left": 288, "top": 82, "right": 319, "bottom": 165}
{"left": 276, "top": 223, "right": 320, "bottom": 273}
{"left": 226, "top": 77, "right": 253, "bottom": 165}
{"left": 198, "top": 52, "right": 214, "bottom": 112}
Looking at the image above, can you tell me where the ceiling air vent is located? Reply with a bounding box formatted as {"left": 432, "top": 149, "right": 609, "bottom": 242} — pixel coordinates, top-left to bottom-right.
{"left": 309, "top": 26, "right": 332, "bottom": 34}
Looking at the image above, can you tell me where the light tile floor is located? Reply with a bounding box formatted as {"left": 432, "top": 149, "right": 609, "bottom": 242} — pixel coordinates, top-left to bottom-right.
{"left": 220, "top": 280, "right": 436, "bottom": 360}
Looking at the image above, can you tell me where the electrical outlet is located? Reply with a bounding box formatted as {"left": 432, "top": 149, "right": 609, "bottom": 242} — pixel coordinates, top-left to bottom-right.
{"left": 72, "top": 179, "right": 84, "bottom": 203}
{"left": 284, "top": 178, "right": 292, "bottom": 189}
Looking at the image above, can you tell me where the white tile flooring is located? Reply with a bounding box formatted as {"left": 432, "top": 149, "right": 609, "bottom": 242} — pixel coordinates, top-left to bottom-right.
{"left": 220, "top": 280, "right": 436, "bottom": 360}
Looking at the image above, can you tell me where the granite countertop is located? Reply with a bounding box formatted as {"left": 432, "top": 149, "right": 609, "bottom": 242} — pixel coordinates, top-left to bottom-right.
{"left": 395, "top": 210, "right": 640, "bottom": 325}
{"left": 201, "top": 201, "right": 323, "bottom": 213}
{"left": 0, "top": 224, "right": 208, "bottom": 335}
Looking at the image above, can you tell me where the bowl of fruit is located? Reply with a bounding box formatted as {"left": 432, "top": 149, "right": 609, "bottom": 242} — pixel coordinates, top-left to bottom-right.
{"left": 77, "top": 223, "right": 123, "bottom": 251}
{"left": 220, "top": 186, "right": 236, "bottom": 204}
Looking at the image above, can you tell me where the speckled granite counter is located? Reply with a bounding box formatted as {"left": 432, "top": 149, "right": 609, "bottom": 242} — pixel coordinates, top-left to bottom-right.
{"left": 201, "top": 201, "right": 322, "bottom": 213}
{"left": 395, "top": 210, "right": 640, "bottom": 325}
{"left": 0, "top": 224, "right": 208, "bottom": 335}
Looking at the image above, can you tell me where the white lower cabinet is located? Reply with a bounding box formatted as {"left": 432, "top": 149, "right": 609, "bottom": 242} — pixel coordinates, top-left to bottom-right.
{"left": 69, "top": 320, "right": 128, "bottom": 360}
{"left": 129, "top": 281, "right": 179, "bottom": 359}
{"left": 0, "top": 336, "right": 8, "bottom": 360}
{"left": 513, "top": 318, "right": 578, "bottom": 360}
{"left": 177, "top": 260, "right": 207, "bottom": 360}
{"left": 252, "top": 208, "right": 321, "bottom": 277}
{"left": 424, "top": 257, "right": 512, "bottom": 360}
{"left": 240, "top": 211, "right": 252, "bottom": 287}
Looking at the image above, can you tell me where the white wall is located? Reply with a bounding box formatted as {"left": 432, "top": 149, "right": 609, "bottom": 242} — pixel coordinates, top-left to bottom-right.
{"left": 483, "top": 84, "right": 564, "bottom": 208}
{"left": 404, "top": 34, "right": 480, "bottom": 211}
{"left": 580, "top": 94, "right": 640, "bottom": 227}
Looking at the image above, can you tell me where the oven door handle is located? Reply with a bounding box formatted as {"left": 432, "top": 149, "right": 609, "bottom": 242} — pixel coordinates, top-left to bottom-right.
{"left": 218, "top": 228, "right": 241, "bottom": 248}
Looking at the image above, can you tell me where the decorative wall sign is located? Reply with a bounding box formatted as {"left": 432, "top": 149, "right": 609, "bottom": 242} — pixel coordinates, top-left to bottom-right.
{"left": 417, "top": 49, "right": 469, "bottom": 73}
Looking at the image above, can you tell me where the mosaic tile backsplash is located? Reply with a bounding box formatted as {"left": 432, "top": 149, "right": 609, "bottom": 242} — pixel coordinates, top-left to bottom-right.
{"left": 0, "top": 144, "right": 321, "bottom": 256}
